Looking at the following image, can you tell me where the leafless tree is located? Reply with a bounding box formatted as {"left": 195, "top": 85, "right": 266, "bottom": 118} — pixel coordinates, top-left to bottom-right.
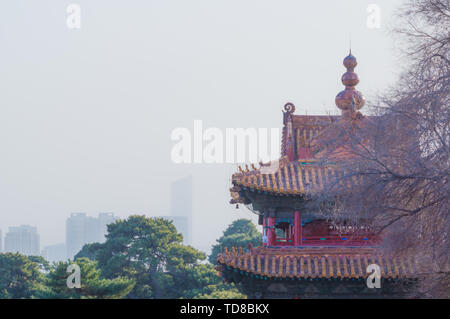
{"left": 315, "top": 0, "right": 449, "bottom": 298}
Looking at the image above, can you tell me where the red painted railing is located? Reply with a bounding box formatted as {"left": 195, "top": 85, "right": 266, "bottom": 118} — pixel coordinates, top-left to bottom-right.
{"left": 274, "top": 235, "right": 378, "bottom": 246}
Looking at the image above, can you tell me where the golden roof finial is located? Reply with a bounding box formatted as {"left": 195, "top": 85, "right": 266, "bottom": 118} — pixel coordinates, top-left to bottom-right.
{"left": 335, "top": 51, "right": 365, "bottom": 118}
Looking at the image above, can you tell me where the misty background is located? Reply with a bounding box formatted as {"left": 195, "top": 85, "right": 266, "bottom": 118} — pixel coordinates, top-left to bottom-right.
{"left": 0, "top": 0, "right": 405, "bottom": 252}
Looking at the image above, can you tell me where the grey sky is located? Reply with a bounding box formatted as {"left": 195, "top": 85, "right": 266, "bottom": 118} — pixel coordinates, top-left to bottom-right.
{"left": 0, "top": 0, "right": 405, "bottom": 251}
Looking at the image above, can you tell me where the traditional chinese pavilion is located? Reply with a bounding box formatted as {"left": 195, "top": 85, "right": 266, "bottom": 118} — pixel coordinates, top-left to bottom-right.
{"left": 217, "top": 52, "right": 417, "bottom": 298}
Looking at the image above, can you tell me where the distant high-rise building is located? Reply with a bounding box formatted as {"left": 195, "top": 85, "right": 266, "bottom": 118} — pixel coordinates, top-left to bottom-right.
{"left": 170, "top": 176, "right": 193, "bottom": 244}
{"left": 0, "top": 229, "right": 3, "bottom": 252}
{"left": 4, "top": 225, "right": 40, "bottom": 256}
{"left": 66, "top": 213, "right": 118, "bottom": 258}
{"left": 66, "top": 213, "right": 87, "bottom": 259}
{"left": 158, "top": 215, "right": 189, "bottom": 244}
{"left": 41, "top": 243, "right": 67, "bottom": 262}
{"left": 98, "top": 213, "right": 116, "bottom": 240}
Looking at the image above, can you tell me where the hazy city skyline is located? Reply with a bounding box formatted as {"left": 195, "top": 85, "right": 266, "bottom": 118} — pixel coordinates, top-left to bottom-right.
{"left": 66, "top": 212, "right": 118, "bottom": 258}
{"left": 3, "top": 225, "right": 40, "bottom": 256}
{"left": 0, "top": 0, "right": 406, "bottom": 250}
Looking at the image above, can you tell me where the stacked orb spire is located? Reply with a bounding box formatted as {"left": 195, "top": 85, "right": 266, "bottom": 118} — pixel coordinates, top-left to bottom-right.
{"left": 335, "top": 51, "right": 365, "bottom": 118}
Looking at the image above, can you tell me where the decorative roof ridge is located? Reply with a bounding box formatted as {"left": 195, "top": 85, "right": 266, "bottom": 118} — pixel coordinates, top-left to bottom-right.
{"left": 292, "top": 114, "right": 341, "bottom": 123}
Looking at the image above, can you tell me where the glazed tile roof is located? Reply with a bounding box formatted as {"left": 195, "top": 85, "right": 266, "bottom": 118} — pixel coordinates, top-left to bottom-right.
{"left": 217, "top": 246, "right": 417, "bottom": 279}
{"left": 230, "top": 106, "right": 371, "bottom": 203}
{"left": 281, "top": 114, "right": 339, "bottom": 160}
{"left": 292, "top": 115, "right": 339, "bottom": 158}
{"left": 233, "top": 161, "right": 335, "bottom": 194}
{"left": 230, "top": 159, "right": 361, "bottom": 203}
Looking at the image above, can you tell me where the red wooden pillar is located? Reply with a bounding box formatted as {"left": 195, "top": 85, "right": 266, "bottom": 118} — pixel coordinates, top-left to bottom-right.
{"left": 262, "top": 217, "right": 267, "bottom": 246}
{"left": 294, "top": 210, "right": 302, "bottom": 246}
{"left": 267, "top": 216, "right": 276, "bottom": 246}
{"left": 299, "top": 212, "right": 302, "bottom": 245}
{"left": 262, "top": 216, "right": 266, "bottom": 236}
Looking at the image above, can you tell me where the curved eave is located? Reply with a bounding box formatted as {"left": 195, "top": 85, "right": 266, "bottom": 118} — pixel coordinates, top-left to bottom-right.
{"left": 218, "top": 264, "right": 419, "bottom": 284}
{"left": 217, "top": 247, "right": 419, "bottom": 280}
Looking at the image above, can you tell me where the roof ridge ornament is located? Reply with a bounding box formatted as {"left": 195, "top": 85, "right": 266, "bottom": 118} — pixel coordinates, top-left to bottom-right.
{"left": 283, "top": 102, "right": 296, "bottom": 124}
{"left": 283, "top": 102, "right": 295, "bottom": 114}
{"left": 282, "top": 103, "right": 296, "bottom": 161}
